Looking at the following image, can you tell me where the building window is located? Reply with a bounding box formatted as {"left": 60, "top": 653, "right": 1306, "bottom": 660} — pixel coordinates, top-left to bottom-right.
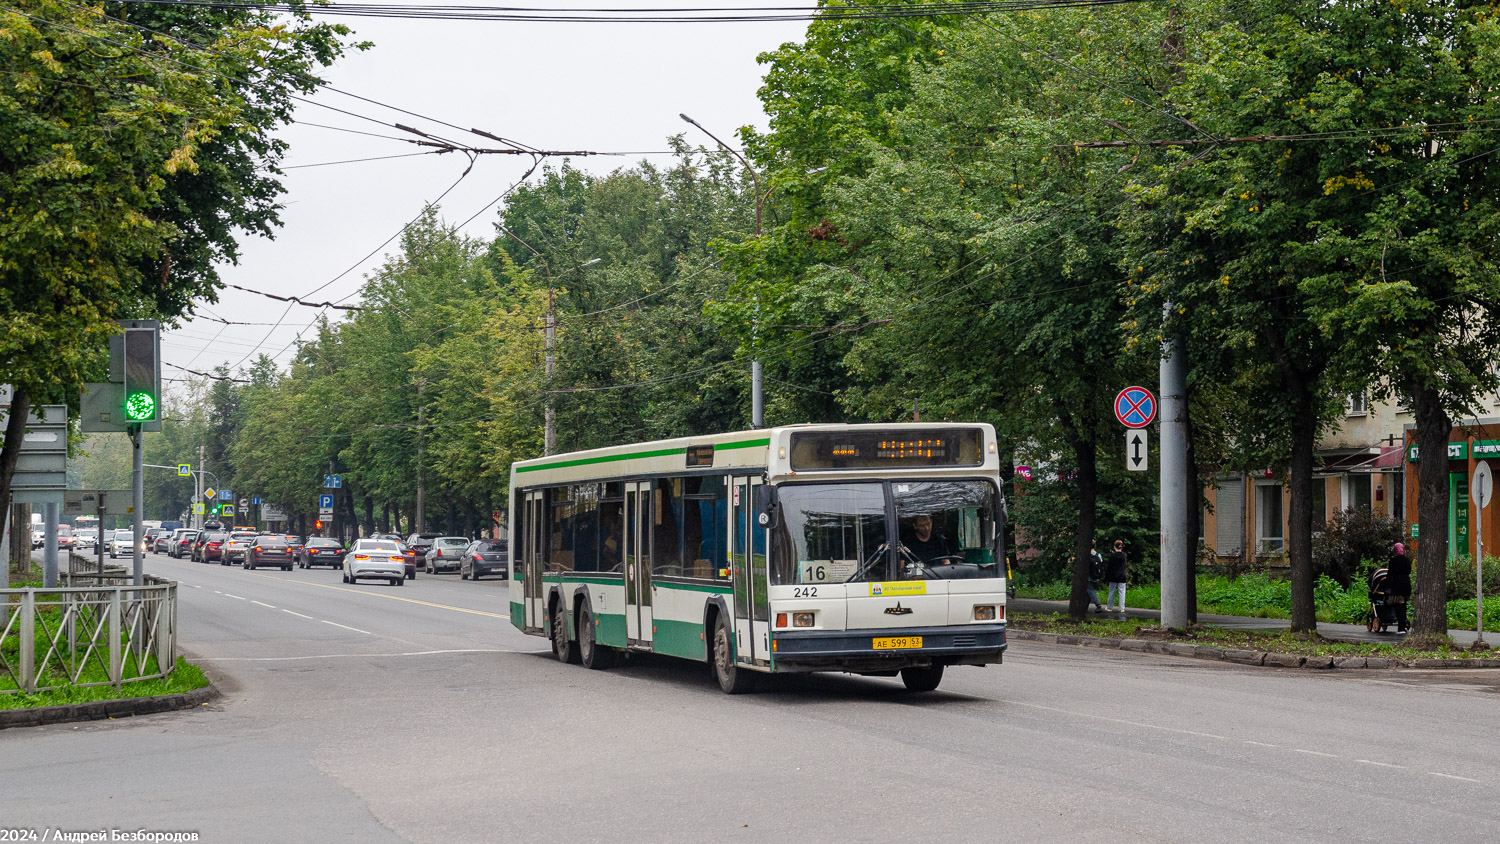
{"left": 1256, "top": 483, "right": 1284, "bottom": 553}
{"left": 1345, "top": 393, "right": 1369, "bottom": 416}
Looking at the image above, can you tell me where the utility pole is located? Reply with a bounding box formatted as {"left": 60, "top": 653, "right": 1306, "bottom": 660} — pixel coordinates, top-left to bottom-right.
{"left": 680, "top": 113, "right": 765, "bottom": 429}
{"left": 131, "top": 424, "right": 144, "bottom": 586}
{"left": 544, "top": 287, "right": 556, "bottom": 456}
{"left": 415, "top": 384, "right": 427, "bottom": 533}
{"left": 196, "top": 440, "right": 204, "bottom": 530}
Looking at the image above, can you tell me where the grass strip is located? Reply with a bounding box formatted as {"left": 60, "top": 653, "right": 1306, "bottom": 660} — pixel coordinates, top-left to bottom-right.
{"left": 0, "top": 657, "right": 209, "bottom": 710}
{"left": 1009, "top": 612, "right": 1492, "bottom": 660}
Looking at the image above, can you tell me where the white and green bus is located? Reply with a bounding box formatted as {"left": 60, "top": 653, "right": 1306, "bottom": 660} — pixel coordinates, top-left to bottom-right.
{"left": 507, "top": 423, "right": 1008, "bottom": 693}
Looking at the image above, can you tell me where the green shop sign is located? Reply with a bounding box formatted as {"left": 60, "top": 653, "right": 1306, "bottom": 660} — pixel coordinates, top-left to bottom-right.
{"left": 1474, "top": 440, "right": 1500, "bottom": 456}
{"left": 1407, "top": 442, "right": 1469, "bottom": 461}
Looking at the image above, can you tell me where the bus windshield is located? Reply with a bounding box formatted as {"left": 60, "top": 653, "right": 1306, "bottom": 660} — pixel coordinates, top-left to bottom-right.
{"left": 771, "top": 480, "right": 1001, "bottom": 584}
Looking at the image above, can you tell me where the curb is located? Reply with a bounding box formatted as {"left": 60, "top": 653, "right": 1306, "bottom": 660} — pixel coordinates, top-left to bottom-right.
{"left": 1009, "top": 630, "right": 1500, "bottom": 670}
{"left": 0, "top": 683, "right": 219, "bottom": 731}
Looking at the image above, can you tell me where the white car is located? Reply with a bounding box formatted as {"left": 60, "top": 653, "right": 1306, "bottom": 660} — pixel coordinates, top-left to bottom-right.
{"left": 108, "top": 530, "right": 137, "bottom": 559}
{"left": 32, "top": 528, "right": 45, "bottom": 549}
{"left": 75, "top": 529, "right": 99, "bottom": 549}
{"left": 343, "top": 539, "right": 407, "bottom": 586}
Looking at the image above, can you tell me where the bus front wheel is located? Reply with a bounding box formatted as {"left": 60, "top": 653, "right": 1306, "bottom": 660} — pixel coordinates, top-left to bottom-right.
{"left": 712, "top": 616, "right": 757, "bottom": 694}
{"left": 900, "top": 665, "right": 944, "bottom": 693}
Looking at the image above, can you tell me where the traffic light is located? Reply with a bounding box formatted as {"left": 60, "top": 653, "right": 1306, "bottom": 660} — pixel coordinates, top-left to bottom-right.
{"left": 122, "top": 325, "right": 159, "bottom": 422}
{"left": 314, "top": 520, "right": 324, "bottom": 530}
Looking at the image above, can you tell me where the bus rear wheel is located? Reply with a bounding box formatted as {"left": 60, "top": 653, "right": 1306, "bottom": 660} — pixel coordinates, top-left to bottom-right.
{"left": 579, "top": 604, "right": 615, "bottom": 670}
{"left": 551, "top": 601, "right": 580, "bottom": 664}
{"left": 900, "top": 665, "right": 944, "bottom": 693}
{"left": 712, "top": 616, "right": 757, "bottom": 694}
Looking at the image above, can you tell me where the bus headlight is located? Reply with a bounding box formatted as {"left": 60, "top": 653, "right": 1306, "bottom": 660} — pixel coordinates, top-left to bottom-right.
{"left": 974, "top": 605, "right": 996, "bottom": 621}
{"left": 793, "top": 612, "right": 816, "bottom": 628}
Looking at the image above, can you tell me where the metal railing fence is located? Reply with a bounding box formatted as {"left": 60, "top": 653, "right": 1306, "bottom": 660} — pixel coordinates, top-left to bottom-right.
{"left": 0, "top": 578, "right": 177, "bottom": 695}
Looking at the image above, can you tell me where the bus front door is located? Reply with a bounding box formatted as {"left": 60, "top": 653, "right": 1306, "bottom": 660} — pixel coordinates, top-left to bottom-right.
{"left": 731, "top": 476, "right": 770, "bottom": 666}
{"left": 625, "top": 480, "right": 653, "bottom": 647}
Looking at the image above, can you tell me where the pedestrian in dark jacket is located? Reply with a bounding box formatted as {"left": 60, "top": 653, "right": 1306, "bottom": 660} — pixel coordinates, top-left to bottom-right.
{"left": 1087, "top": 540, "right": 1106, "bottom": 613}
{"left": 1105, "top": 539, "right": 1128, "bottom": 614}
{"left": 1387, "top": 541, "right": 1412, "bottom": 633}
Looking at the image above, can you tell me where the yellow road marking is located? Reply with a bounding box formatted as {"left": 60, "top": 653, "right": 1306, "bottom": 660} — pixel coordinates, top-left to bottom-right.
{"left": 236, "top": 569, "right": 509, "bottom": 619}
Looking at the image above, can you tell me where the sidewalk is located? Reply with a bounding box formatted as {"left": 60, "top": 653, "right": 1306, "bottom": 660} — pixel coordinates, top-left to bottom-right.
{"left": 1010, "top": 598, "right": 1484, "bottom": 648}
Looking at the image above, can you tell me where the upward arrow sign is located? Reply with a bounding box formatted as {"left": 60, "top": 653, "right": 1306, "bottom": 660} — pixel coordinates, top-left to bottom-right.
{"left": 1126, "top": 428, "right": 1148, "bottom": 472}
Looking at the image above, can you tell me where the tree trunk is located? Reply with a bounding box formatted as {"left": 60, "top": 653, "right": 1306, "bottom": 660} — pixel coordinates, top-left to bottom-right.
{"left": 1066, "top": 435, "right": 1099, "bottom": 621}
{"left": 1287, "top": 383, "right": 1318, "bottom": 633}
{"left": 1410, "top": 382, "right": 1452, "bottom": 643}
{"left": 364, "top": 495, "right": 377, "bottom": 538}
{"left": 342, "top": 485, "right": 360, "bottom": 539}
{"left": 463, "top": 501, "right": 477, "bottom": 539}
{"left": 381, "top": 502, "right": 391, "bottom": 534}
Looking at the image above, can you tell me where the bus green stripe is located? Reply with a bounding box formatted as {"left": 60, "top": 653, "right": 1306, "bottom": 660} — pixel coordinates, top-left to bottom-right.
{"left": 515, "top": 438, "right": 770, "bottom": 473}
{"left": 653, "top": 580, "right": 732, "bottom": 595}
{"left": 542, "top": 573, "right": 623, "bottom": 585}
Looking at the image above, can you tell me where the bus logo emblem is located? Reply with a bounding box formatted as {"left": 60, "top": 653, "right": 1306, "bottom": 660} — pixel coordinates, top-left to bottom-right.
{"left": 884, "top": 602, "right": 913, "bottom": 616}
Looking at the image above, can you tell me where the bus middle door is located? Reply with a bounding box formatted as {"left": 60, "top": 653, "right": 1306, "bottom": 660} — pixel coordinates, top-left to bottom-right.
{"left": 731, "top": 476, "right": 770, "bottom": 666}
{"left": 625, "top": 480, "right": 653, "bottom": 647}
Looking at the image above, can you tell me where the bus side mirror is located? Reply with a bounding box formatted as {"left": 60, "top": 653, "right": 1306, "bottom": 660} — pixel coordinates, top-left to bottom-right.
{"left": 755, "top": 485, "right": 779, "bottom": 530}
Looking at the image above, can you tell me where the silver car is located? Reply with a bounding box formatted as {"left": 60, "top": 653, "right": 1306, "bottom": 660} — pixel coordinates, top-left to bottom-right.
{"left": 424, "top": 537, "right": 469, "bottom": 574}
{"left": 222, "top": 532, "right": 258, "bottom": 565}
{"left": 168, "top": 529, "right": 199, "bottom": 558}
{"left": 343, "top": 539, "right": 406, "bottom": 586}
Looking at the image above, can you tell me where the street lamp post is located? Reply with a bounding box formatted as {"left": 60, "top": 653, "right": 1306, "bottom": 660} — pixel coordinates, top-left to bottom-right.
{"left": 544, "top": 257, "right": 602, "bottom": 455}
{"left": 681, "top": 113, "right": 765, "bottom": 429}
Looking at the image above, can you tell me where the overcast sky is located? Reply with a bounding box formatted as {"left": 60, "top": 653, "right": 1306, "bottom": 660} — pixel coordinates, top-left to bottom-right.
{"left": 164, "top": 8, "right": 807, "bottom": 384}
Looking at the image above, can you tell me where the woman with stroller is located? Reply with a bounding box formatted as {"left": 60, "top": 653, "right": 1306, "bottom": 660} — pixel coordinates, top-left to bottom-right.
{"left": 1387, "top": 542, "right": 1412, "bottom": 633}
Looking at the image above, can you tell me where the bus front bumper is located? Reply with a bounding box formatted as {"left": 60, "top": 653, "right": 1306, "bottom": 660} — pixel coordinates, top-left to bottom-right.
{"left": 770, "top": 624, "right": 1006, "bottom": 671}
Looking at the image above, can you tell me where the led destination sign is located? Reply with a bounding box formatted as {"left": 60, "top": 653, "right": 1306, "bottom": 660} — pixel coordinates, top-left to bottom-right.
{"left": 789, "top": 429, "right": 984, "bottom": 470}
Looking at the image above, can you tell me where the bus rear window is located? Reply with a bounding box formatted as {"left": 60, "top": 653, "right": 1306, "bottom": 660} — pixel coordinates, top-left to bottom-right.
{"left": 788, "top": 429, "right": 984, "bottom": 471}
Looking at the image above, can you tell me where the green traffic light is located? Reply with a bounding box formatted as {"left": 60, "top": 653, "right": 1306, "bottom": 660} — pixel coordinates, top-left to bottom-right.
{"left": 124, "top": 391, "right": 156, "bottom": 421}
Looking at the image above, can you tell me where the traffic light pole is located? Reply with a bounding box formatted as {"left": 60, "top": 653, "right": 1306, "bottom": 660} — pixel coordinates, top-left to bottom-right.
{"left": 131, "top": 424, "right": 144, "bottom": 586}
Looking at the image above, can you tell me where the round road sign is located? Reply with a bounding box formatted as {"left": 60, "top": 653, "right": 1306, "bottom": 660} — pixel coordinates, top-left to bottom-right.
{"left": 1114, "top": 386, "right": 1157, "bottom": 429}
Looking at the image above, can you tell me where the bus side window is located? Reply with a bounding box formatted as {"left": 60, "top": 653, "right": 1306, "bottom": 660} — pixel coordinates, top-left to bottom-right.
{"left": 550, "top": 486, "right": 575, "bottom": 572}
{"left": 574, "top": 483, "right": 599, "bottom": 572}
{"left": 652, "top": 479, "right": 682, "bottom": 577}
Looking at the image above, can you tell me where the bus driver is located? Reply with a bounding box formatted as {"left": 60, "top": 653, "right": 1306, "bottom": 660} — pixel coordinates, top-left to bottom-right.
{"left": 902, "top": 514, "right": 953, "bottom": 563}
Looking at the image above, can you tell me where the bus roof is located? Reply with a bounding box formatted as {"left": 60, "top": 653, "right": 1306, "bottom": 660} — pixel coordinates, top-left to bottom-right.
{"left": 511, "top": 422, "right": 997, "bottom": 486}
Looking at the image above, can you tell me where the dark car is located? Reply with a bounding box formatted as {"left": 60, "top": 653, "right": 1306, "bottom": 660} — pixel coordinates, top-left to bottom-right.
{"left": 461, "top": 539, "right": 508, "bottom": 581}
{"left": 245, "top": 535, "right": 294, "bottom": 571}
{"left": 150, "top": 530, "right": 174, "bottom": 553}
{"left": 402, "top": 533, "right": 439, "bottom": 580}
{"left": 193, "top": 531, "right": 228, "bottom": 563}
{"left": 298, "top": 537, "right": 346, "bottom": 569}
{"left": 143, "top": 527, "right": 167, "bottom": 553}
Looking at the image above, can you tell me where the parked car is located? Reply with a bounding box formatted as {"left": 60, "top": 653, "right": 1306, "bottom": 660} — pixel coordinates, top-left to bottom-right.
{"left": 222, "top": 532, "right": 259, "bottom": 565}
{"left": 168, "top": 529, "right": 198, "bottom": 558}
{"left": 424, "top": 536, "right": 469, "bottom": 574}
{"left": 245, "top": 535, "right": 295, "bottom": 571}
{"left": 402, "top": 533, "right": 439, "bottom": 579}
{"left": 108, "top": 530, "right": 136, "bottom": 559}
{"left": 298, "top": 537, "right": 346, "bottom": 569}
{"left": 193, "top": 531, "right": 228, "bottom": 563}
{"left": 461, "top": 539, "right": 508, "bottom": 581}
{"left": 343, "top": 538, "right": 406, "bottom": 586}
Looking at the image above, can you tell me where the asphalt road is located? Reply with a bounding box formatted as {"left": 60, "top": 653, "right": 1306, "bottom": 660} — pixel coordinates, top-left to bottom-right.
{"left": 4, "top": 552, "right": 1500, "bottom": 842}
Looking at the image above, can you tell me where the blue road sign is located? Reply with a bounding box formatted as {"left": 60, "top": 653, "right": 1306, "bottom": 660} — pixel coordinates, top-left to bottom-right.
{"left": 218, "top": 488, "right": 232, "bottom": 501}
{"left": 1113, "top": 386, "right": 1157, "bottom": 429}
{"left": 318, "top": 494, "right": 334, "bottom": 509}
{"left": 252, "top": 497, "right": 262, "bottom": 505}
{"left": 323, "top": 474, "right": 343, "bottom": 489}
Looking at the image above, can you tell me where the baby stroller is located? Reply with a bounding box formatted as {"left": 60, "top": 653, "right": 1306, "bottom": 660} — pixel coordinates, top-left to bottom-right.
{"left": 1364, "top": 568, "right": 1399, "bottom": 633}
